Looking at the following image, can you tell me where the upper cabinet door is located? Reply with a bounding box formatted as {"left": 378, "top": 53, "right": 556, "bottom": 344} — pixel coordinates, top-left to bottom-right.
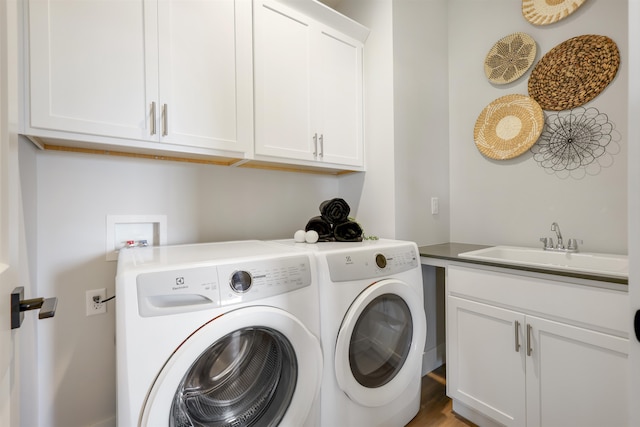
{"left": 26, "top": 0, "right": 252, "bottom": 155}
{"left": 157, "top": 0, "right": 253, "bottom": 153}
{"left": 254, "top": 0, "right": 366, "bottom": 169}
{"left": 314, "top": 26, "right": 363, "bottom": 167}
{"left": 28, "top": 0, "right": 156, "bottom": 141}
{"left": 253, "top": 1, "right": 315, "bottom": 161}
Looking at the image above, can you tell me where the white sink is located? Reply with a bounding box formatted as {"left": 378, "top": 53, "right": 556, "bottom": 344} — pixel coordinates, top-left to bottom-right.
{"left": 458, "top": 246, "right": 628, "bottom": 278}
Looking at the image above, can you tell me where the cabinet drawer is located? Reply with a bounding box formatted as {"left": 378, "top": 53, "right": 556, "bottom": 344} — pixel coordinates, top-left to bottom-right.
{"left": 447, "top": 265, "right": 628, "bottom": 335}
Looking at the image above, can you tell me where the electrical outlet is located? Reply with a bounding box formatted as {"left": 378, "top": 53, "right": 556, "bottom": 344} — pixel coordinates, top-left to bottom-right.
{"left": 86, "top": 289, "right": 107, "bottom": 316}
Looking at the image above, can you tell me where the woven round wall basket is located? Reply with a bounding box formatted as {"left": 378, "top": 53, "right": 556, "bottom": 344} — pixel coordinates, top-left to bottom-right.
{"left": 474, "top": 94, "right": 544, "bottom": 160}
{"left": 522, "top": 0, "right": 587, "bottom": 26}
{"left": 528, "top": 35, "right": 620, "bottom": 111}
{"left": 484, "top": 32, "right": 537, "bottom": 84}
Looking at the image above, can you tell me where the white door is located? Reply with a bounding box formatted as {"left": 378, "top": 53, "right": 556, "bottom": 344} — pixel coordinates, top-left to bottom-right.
{"left": 0, "top": 263, "right": 12, "bottom": 427}
{"left": 334, "top": 279, "right": 427, "bottom": 407}
{"left": 446, "top": 296, "right": 526, "bottom": 427}
{"left": 629, "top": 0, "right": 640, "bottom": 424}
{"left": 0, "top": 0, "right": 19, "bottom": 424}
{"left": 525, "top": 315, "right": 628, "bottom": 427}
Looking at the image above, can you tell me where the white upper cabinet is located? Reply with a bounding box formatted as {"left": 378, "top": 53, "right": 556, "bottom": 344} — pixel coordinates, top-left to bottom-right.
{"left": 254, "top": 2, "right": 314, "bottom": 162}
{"left": 27, "top": 0, "right": 150, "bottom": 140}
{"left": 25, "top": 0, "right": 253, "bottom": 156}
{"left": 315, "top": 27, "right": 363, "bottom": 166}
{"left": 156, "top": 0, "right": 253, "bottom": 152}
{"left": 253, "top": 0, "right": 367, "bottom": 170}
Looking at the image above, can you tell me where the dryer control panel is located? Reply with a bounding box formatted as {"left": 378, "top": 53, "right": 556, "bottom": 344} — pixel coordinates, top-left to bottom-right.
{"left": 136, "top": 254, "right": 313, "bottom": 317}
{"left": 326, "top": 244, "right": 419, "bottom": 282}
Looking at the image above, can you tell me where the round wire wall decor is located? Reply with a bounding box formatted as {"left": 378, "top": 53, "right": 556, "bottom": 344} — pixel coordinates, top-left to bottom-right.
{"left": 530, "top": 107, "right": 618, "bottom": 179}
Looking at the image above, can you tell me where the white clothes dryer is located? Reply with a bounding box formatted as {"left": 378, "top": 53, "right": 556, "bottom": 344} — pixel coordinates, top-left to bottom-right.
{"left": 115, "top": 240, "right": 322, "bottom": 427}
{"left": 272, "top": 239, "right": 427, "bottom": 427}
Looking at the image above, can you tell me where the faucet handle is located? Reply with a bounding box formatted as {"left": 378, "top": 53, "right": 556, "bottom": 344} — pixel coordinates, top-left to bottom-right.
{"left": 540, "top": 237, "right": 554, "bottom": 249}
{"left": 567, "top": 238, "right": 583, "bottom": 251}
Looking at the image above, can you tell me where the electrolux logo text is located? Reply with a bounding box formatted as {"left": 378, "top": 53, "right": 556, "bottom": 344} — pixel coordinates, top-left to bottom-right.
{"left": 173, "top": 277, "right": 187, "bottom": 290}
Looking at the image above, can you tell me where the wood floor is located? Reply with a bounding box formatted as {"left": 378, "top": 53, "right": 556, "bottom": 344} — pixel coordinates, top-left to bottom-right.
{"left": 405, "top": 365, "right": 477, "bottom": 427}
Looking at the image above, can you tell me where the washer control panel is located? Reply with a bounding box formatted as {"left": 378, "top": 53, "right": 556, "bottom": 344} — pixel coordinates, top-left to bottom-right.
{"left": 136, "top": 254, "right": 312, "bottom": 317}
{"left": 326, "top": 244, "right": 419, "bottom": 283}
{"left": 218, "top": 255, "right": 312, "bottom": 306}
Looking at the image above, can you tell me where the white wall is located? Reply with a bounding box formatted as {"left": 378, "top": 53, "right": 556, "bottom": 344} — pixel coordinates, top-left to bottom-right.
{"left": 448, "top": 0, "right": 628, "bottom": 254}
{"left": 337, "top": 0, "right": 397, "bottom": 240}
{"left": 392, "top": 0, "right": 449, "bottom": 246}
{"left": 391, "top": 0, "right": 450, "bottom": 374}
{"left": 26, "top": 142, "right": 340, "bottom": 427}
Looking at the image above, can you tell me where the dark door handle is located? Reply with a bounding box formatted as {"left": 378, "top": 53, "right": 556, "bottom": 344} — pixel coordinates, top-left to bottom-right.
{"left": 11, "top": 287, "right": 58, "bottom": 329}
{"left": 635, "top": 310, "right": 640, "bottom": 342}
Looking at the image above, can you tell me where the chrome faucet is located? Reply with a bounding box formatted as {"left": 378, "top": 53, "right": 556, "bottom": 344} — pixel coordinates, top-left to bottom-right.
{"left": 551, "top": 222, "right": 563, "bottom": 249}
{"left": 540, "top": 222, "right": 581, "bottom": 252}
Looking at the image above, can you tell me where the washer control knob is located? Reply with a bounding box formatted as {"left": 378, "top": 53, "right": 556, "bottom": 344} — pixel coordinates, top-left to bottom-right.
{"left": 375, "top": 253, "right": 387, "bottom": 269}
{"left": 230, "top": 270, "right": 252, "bottom": 293}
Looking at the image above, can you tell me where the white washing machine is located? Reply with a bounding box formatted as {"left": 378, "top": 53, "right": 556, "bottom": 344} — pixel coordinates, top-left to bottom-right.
{"left": 115, "top": 240, "right": 323, "bottom": 427}
{"left": 273, "top": 239, "right": 427, "bottom": 427}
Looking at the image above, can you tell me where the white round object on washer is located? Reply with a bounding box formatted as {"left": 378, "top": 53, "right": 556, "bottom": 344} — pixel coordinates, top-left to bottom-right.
{"left": 294, "top": 230, "right": 306, "bottom": 243}
{"left": 305, "top": 230, "right": 319, "bottom": 243}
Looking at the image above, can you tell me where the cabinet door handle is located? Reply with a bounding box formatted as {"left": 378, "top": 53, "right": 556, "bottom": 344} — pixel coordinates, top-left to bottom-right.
{"left": 319, "top": 134, "right": 324, "bottom": 158}
{"left": 514, "top": 320, "right": 521, "bottom": 352}
{"left": 526, "top": 323, "right": 533, "bottom": 356}
{"left": 313, "top": 133, "right": 318, "bottom": 156}
{"left": 150, "top": 102, "right": 157, "bottom": 136}
{"left": 162, "top": 104, "right": 168, "bottom": 136}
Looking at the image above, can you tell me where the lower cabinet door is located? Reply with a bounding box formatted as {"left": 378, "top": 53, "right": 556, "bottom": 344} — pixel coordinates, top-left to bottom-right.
{"left": 447, "top": 296, "right": 526, "bottom": 427}
{"left": 525, "top": 315, "right": 629, "bottom": 427}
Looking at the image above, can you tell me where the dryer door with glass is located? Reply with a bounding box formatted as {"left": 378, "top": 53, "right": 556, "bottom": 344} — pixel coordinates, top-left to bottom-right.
{"left": 334, "top": 278, "right": 427, "bottom": 407}
{"left": 141, "top": 306, "right": 322, "bottom": 426}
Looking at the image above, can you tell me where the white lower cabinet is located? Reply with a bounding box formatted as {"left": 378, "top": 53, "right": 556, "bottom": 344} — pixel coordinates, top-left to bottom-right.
{"left": 525, "top": 315, "right": 628, "bottom": 427}
{"left": 447, "top": 265, "right": 628, "bottom": 427}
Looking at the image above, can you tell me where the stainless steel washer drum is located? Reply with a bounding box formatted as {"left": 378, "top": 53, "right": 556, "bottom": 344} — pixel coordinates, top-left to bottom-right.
{"left": 170, "top": 327, "right": 297, "bottom": 427}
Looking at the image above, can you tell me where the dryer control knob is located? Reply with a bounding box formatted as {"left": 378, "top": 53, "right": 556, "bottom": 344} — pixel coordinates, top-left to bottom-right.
{"left": 375, "top": 253, "right": 387, "bottom": 269}
{"left": 230, "top": 270, "right": 253, "bottom": 293}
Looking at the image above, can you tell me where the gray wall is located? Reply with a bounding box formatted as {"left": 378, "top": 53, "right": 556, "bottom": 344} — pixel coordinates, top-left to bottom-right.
{"left": 448, "top": 0, "right": 628, "bottom": 254}
{"left": 393, "top": 0, "right": 450, "bottom": 246}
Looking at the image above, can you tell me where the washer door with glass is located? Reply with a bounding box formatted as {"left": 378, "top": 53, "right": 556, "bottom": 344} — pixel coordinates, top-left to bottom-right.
{"left": 140, "top": 306, "right": 322, "bottom": 426}
{"left": 334, "top": 279, "right": 427, "bottom": 407}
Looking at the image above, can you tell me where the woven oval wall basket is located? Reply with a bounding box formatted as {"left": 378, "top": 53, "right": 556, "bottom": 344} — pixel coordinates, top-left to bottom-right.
{"left": 522, "top": 0, "right": 587, "bottom": 26}
{"left": 474, "top": 94, "right": 544, "bottom": 160}
{"left": 528, "top": 34, "right": 620, "bottom": 111}
{"left": 484, "top": 32, "right": 537, "bottom": 84}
